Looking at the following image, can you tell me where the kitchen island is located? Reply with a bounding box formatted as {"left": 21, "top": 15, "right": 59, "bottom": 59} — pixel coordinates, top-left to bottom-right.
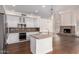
{"left": 30, "top": 33, "right": 53, "bottom": 54}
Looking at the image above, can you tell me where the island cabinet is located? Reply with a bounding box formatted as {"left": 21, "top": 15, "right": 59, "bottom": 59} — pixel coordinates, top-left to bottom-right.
{"left": 30, "top": 33, "right": 53, "bottom": 54}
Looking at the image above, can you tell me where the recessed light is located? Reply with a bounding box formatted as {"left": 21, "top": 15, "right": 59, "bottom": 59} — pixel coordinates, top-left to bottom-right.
{"left": 42, "top": 5, "right": 46, "bottom": 8}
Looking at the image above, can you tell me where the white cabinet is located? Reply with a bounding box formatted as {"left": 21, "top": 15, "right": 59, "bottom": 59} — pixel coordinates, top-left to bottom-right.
{"left": 25, "top": 18, "right": 34, "bottom": 27}
{"left": 30, "top": 36, "right": 53, "bottom": 54}
{"left": 33, "top": 19, "right": 40, "bottom": 27}
{"left": 7, "top": 33, "right": 19, "bottom": 44}
{"left": 7, "top": 15, "right": 19, "bottom": 27}
{"left": 25, "top": 18, "right": 40, "bottom": 27}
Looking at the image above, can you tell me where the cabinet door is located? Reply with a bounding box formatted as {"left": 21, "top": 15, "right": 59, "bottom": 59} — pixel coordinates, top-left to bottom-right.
{"left": 25, "top": 18, "right": 34, "bottom": 27}
{"left": 7, "top": 15, "right": 19, "bottom": 27}
{"left": 36, "top": 37, "right": 53, "bottom": 54}
{"left": 32, "top": 19, "right": 40, "bottom": 27}
{"left": 25, "top": 18, "right": 40, "bottom": 27}
{"left": 7, "top": 33, "right": 19, "bottom": 44}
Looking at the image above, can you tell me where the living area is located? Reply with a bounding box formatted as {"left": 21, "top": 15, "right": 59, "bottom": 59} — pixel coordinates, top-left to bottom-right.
{"left": 0, "top": 5, "right": 79, "bottom": 54}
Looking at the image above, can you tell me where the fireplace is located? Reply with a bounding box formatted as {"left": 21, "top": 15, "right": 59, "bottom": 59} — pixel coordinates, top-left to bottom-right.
{"left": 60, "top": 26, "right": 75, "bottom": 35}
{"left": 64, "top": 29, "right": 71, "bottom": 33}
{"left": 19, "top": 33, "right": 26, "bottom": 40}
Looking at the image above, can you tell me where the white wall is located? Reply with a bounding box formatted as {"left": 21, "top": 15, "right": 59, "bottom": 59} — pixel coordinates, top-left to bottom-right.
{"left": 40, "top": 18, "right": 53, "bottom": 33}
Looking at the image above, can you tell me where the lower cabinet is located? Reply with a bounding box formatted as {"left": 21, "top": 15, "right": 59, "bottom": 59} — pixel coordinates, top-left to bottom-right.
{"left": 7, "top": 33, "right": 19, "bottom": 44}
{"left": 7, "top": 32, "right": 39, "bottom": 44}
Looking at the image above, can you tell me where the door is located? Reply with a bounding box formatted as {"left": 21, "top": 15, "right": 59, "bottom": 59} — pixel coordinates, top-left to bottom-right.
{"left": 0, "top": 13, "right": 5, "bottom": 54}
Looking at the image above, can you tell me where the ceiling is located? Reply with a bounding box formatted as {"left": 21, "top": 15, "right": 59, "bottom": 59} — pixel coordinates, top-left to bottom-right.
{"left": 4, "top": 5, "right": 52, "bottom": 18}
{"left": 1, "top": 5, "right": 79, "bottom": 18}
{"left": 53, "top": 5, "right": 79, "bottom": 12}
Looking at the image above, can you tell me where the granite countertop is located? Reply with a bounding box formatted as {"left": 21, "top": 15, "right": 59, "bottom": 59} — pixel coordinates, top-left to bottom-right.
{"left": 31, "top": 32, "right": 53, "bottom": 39}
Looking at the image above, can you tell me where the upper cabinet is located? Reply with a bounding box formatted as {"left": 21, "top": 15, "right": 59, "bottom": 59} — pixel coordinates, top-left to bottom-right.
{"left": 6, "top": 15, "right": 19, "bottom": 27}
{"left": 25, "top": 18, "right": 40, "bottom": 27}
{"left": 32, "top": 18, "right": 40, "bottom": 27}
{"left": 6, "top": 14, "right": 40, "bottom": 28}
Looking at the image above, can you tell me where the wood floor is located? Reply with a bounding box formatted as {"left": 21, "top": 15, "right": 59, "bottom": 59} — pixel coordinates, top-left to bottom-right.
{"left": 7, "top": 41, "right": 32, "bottom": 54}
{"left": 53, "top": 34, "right": 79, "bottom": 54}
{"left": 6, "top": 34, "right": 79, "bottom": 54}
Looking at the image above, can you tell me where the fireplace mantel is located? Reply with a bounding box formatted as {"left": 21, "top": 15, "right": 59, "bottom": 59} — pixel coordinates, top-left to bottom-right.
{"left": 59, "top": 26, "right": 75, "bottom": 35}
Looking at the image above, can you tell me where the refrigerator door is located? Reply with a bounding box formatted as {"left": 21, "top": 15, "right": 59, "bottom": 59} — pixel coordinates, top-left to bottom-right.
{"left": 0, "top": 14, "right": 5, "bottom": 54}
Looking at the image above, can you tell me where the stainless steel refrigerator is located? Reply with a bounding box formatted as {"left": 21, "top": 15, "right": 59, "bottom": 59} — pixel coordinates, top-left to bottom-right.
{"left": 0, "top": 13, "right": 6, "bottom": 54}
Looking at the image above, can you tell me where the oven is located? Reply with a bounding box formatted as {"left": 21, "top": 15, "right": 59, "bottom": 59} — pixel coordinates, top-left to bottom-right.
{"left": 19, "top": 33, "right": 26, "bottom": 40}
